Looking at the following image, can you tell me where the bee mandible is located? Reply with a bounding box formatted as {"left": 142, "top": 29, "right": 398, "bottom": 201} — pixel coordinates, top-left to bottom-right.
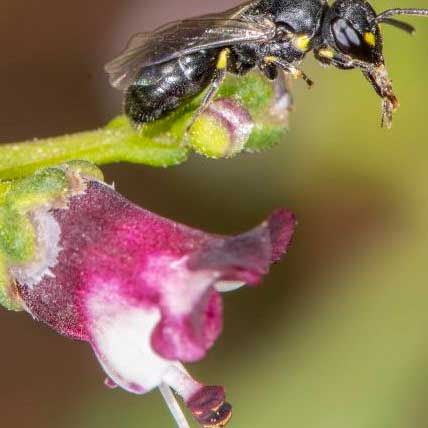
{"left": 106, "top": 0, "right": 428, "bottom": 130}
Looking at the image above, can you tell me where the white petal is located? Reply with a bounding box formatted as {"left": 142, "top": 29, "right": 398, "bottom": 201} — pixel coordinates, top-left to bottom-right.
{"left": 87, "top": 287, "right": 171, "bottom": 394}
{"left": 215, "top": 281, "right": 245, "bottom": 293}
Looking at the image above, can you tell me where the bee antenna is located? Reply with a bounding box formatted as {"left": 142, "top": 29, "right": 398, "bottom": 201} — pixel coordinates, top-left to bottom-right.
{"left": 379, "top": 18, "right": 416, "bottom": 35}
{"left": 376, "top": 8, "right": 428, "bottom": 22}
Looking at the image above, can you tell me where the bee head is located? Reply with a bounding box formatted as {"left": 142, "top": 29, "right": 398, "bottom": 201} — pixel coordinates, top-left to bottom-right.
{"left": 316, "top": 1, "right": 428, "bottom": 127}
{"left": 320, "top": 1, "right": 428, "bottom": 68}
{"left": 322, "top": 0, "right": 383, "bottom": 65}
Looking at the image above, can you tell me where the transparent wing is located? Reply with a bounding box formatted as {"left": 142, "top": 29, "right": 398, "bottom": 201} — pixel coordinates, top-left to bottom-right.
{"left": 105, "top": 3, "right": 275, "bottom": 90}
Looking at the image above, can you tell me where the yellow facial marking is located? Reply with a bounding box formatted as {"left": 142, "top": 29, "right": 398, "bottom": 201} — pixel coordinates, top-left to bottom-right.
{"left": 217, "top": 49, "right": 230, "bottom": 70}
{"left": 294, "top": 34, "right": 311, "bottom": 51}
{"left": 363, "top": 32, "right": 376, "bottom": 47}
{"left": 318, "top": 48, "right": 334, "bottom": 59}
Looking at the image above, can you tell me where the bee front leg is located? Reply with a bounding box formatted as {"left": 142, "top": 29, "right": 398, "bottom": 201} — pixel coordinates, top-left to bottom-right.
{"left": 263, "top": 56, "right": 314, "bottom": 88}
{"left": 186, "top": 48, "right": 230, "bottom": 133}
{"left": 314, "top": 47, "right": 373, "bottom": 71}
{"left": 314, "top": 47, "right": 356, "bottom": 70}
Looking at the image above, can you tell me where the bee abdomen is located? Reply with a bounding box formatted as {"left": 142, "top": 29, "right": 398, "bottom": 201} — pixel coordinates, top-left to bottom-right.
{"left": 125, "top": 49, "right": 219, "bottom": 125}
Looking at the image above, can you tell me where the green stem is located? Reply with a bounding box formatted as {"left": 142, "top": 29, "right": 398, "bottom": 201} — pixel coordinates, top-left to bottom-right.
{"left": 0, "top": 117, "right": 188, "bottom": 180}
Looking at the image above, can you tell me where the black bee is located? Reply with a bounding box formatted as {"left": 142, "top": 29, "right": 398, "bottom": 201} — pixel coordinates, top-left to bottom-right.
{"left": 105, "top": 0, "right": 428, "bottom": 129}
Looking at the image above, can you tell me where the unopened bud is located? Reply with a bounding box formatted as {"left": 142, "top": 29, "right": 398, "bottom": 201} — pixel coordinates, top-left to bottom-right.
{"left": 188, "top": 98, "right": 253, "bottom": 159}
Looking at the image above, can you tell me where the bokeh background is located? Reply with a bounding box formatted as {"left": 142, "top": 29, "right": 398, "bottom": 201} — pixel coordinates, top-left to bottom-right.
{"left": 1, "top": 0, "right": 428, "bottom": 427}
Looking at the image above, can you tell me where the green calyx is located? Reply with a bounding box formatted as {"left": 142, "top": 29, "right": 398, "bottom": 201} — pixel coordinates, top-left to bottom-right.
{"left": 0, "top": 161, "right": 104, "bottom": 311}
{"left": 0, "top": 72, "right": 289, "bottom": 180}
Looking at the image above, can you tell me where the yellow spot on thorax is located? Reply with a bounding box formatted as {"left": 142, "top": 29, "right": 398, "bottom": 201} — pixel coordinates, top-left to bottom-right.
{"left": 363, "top": 32, "right": 376, "bottom": 47}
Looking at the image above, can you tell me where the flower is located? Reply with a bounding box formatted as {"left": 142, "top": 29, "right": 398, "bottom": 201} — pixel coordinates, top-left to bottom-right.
{"left": 0, "top": 162, "right": 296, "bottom": 428}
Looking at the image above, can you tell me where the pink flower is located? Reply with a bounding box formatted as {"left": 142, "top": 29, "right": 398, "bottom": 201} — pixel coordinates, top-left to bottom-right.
{"left": 6, "top": 164, "right": 295, "bottom": 428}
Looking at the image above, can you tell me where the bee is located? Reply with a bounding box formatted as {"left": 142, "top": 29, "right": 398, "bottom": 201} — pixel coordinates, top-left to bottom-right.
{"left": 105, "top": 0, "right": 428, "bottom": 129}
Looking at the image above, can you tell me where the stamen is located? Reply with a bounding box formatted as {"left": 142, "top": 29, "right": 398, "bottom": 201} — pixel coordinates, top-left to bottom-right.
{"left": 161, "top": 364, "right": 233, "bottom": 427}
{"left": 163, "top": 363, "right": 202, "bottom": 401}
{"left": 159, "top": 382, "right": 191, "bottom": 428}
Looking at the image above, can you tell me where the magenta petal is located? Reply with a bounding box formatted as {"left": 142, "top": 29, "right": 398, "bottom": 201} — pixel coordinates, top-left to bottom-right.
{"left": 14, "top": 175, "right": 296, "bottom": 394}
{"left": 266, "top": 209, "right": 296, "bottom": 262}
{"left": 152, "top": 288, "right": 222, "bottom": 361}
{"left": 187, "top": 209, "right": 296, "bottom": 284}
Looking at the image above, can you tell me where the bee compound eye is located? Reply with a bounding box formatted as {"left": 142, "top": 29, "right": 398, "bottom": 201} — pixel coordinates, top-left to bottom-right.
{"left": 331, "top": 17, "right": 375, "bottom": 62}
{"left": 332, "top": 18, "right": 361, "bottom": 51}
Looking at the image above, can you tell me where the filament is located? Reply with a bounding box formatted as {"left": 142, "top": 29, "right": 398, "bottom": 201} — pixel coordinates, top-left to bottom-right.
{"left": 159, "top": 382, "right": 191, "bottom": 428}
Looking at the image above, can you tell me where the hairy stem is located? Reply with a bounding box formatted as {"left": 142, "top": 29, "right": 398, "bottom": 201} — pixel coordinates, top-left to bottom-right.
{"left": 0, "top": 117, "right": 188, "bottom": 180}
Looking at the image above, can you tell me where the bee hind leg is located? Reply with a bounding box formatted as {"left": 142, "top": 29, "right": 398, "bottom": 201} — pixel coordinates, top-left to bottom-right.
{"left": 186, "top": 49, "right": 229, "bottom": 133}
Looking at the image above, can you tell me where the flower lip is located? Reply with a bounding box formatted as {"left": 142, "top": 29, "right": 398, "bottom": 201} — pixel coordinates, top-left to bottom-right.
{"left": 151, "top": 286, "right": 223, "bottom": 362}
{"left": 151, "top": 209, "right": 295, "bottom": 362}
{"left": 187, "top": 208, "right": 296, "bottom": 284}
{"left": 267, "top": 208, "right": 296, "bottom": 262}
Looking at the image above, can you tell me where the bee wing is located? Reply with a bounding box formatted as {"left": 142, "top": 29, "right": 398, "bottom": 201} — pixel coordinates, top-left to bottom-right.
{"left": 105, "top": 10, "right": 275, "bottom": 90}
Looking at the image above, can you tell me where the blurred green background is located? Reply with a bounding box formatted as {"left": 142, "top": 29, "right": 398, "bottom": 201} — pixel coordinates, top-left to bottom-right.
{"left": 1, "top": 0, "right": 428, "bottom": 427}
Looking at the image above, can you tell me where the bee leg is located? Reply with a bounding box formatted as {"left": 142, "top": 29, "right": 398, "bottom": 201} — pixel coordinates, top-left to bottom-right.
{"left": 263, "top": 56, "right": 314, "bottom": 88}
{"left": 186, "top": 49, "right": 229, "bottom": 132}
{"left": 314, "top": 48, "right": 369, "bottom": 71}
